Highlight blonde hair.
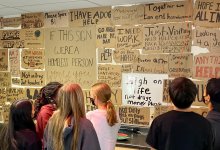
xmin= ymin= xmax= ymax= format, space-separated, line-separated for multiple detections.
xmin=91 ymin=83 xmax=118 ymax=126
xmin=47 ymin=83 xmax=85 ymax=150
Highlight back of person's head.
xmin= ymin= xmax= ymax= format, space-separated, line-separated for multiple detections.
xmin=48 ymin=83 xmax=85 ymax=150
xmin=169 ymin=77 xmax=198 ymax=109
xmin=8 ymin=99 xmax=35 ymax=150
xmin=206 ymin=78 xmax=220 ymax=111
xmin=34 ymin=82 xmax=63 ymax=118
xmin=91 ymin=82 xmax=118 ymax=126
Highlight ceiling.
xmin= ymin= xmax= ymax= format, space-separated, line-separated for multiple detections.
xmin=0 ymin=0 xmax=182 ymax=17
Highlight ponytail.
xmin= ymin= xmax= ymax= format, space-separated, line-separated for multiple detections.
xmin=106 ymin=100 xmax=118 ymax=126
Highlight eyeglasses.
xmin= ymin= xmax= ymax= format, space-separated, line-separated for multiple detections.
xmin=87 ymin=97 xmax=95 ymax=106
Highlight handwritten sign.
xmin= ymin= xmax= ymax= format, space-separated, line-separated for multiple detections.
xmin=20 ymin=28 xmax=44 ymax=48
xmin=69 ymin=6 xmax=111 ymax=27
xmin=162 ymin=79 xmax=171 ymax=103
xmin=96 ymin=25 xmax=115 ymax=48
xmin=133 ymin=54 xmax=169 ymax=74
xmin=143 ymin=22 xmax=192 ymax=53
xmin=44 ymin=10 xmax=69 ymax=28
xmin=9 ymin=49 xmax=20 ymax=77
xmin=193 ymin=53 xmax=220 ymax=79
xmin=21 ymin=71 xmax=45 ymax=86
xmin=45 ymin=27 xmax=96 ymax=88
xmin=122 ymin=64 xmax=133 ymax=73
xmin=119 ymin=106 xmax=154 ymax=127
xmin=0 ymin=30 xmax=24 ymax=48
xmin=21 ymin=49 xmax=44 ymax=69
xmin=0 ymin=88 xmax=7 ymax=106
xmin=193 ymin=27 xmax=220 ymax=52
xmin=112 ymin=5 xmax=144 ymax=25
xmin=84 ymin=90 xmax=96 ymax=112
xmin=7 ymin=88 xmax=25 ymax=103
xmin=122 ymin=73 xmax=168 ymax=107
xmin=168 ymin=53 xmax=193 ymax=78
xmin=98 ymin=64 xmax=122 ymax=88
xmin=113 ymin=49 xmax=139 ymax=63
xmin=0 ymin=72 xmax=11 ymax=87
xmin=194 ymin=0 xmax=220 ymax=28
xmin=116 ymin=26 xmax=143 ymax=50
xmin=154 ymin=105 xmax=173 ymax=118
xmin=2 ymin=104 xmax=10 ymax=122
xmin=0 ymin=49 xmax=8 ymax=71
xmin=98 ymin=48 xmax=112 ymax=63
xmin=3 ymin=17 xmax=21 ymax=27
xmin=12 ymin=77 xmax=21 ymax=86
xmin=25 ymin=88 xmax=41 ymax=100
xmin=21 ymin=12 xmax=44 ymax=29
xmin=143 ymin=0 xmax=192 ymax=24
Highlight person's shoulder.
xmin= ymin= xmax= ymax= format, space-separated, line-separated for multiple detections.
xmin=80 ymin=117 xmax=93 ymax=127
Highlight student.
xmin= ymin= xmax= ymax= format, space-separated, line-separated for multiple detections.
xmin=1 ymin=99 xmax=41 ymax=150
xmin=204 ymin=78 xmax=220 ymax=150
xmin=86 ymin=82 xmax=121 ymax=150
xmin=34 ymin=81 xmax=62 ymax=141
xmin=44 ymin=83 xmax=100 ymax=150
xmin=146 ymin=77 xmax=214 ymax=150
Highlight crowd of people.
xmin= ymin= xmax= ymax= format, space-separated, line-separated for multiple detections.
xmin=0 ymin=77 xmax=219 ymax=150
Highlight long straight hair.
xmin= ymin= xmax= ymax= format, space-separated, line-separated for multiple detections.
xmin=8 ymin=99 xmax=36 ymax=150
xmin=91 ymin=83 xmax=118 ymax=126
xmin=47 ymin=83 xmax=85 ymax=150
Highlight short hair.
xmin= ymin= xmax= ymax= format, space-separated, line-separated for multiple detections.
xmin=169 ymin=77 xmax=198 ymax=109
xmin=206 ymin=78 xmax=220 ymax=109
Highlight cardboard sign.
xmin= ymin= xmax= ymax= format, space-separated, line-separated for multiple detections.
xmin=162 ymin=79 xmax=171 ymax=103
xmin=7 ymin=88 xmax=25 ymax=103
xmin=193 ymin=27 xmax=220 ymax=52
xmin=3 ymin=17 xmax=21 ymax=28
xmin=98 ymin=48 xmax=112 ymax=63
xmin=25 ymin=87 xmax=41 ymax=100
xmin=0 ymin=17 xmax=2 ymax=29
xmin=168 ymin=53 xmax=193 ymax=78
xmin=119 ymin=106 xmax=154 ymax=127
xmin=96 ymin=25 xmax=115 ymax=48
xmin=9 ymin=49 xmax=20 ymax=77
xmin=122 ymin=64 xmax=133 ymax=73
xmin=98 ymin=64 xmax=122 ymax=88
xmin=20 ymin=28 xmax=44 ymax=48
xmin=143 ymin=22 xmax=192 ymax=53
xmin=12 ymin=77 xmax=21 ymax=86
xmin=194 ymin=0 xmax=220 ymax=28
xmin=113 ymin=49 xmax=140 ymax=63
xmin=20 ymin=71 xmax=45 ymax=86
xmin=193 ymin=53 xmax=220 ymax=79
xmin=2 ymin=104 xmax=10 ymax=122
xmin=0 ymin=72 xmax=11 ymax=87
xmin=0 ymin=49 xmax=8 ymax=71
xmin=116 ymin=26 xmax=143 ymax=50
xmin=69 ymin=6 xmax=111 ymax=27
xmin=21 ymin=12 xmax=44 ymax=29
xmin=112 ymin=5 xmax=144 ymax=25
xmin=122 ymin=73 xmax=168 ymax=107
xmin=0 ymin=30 xmax=24 ymax=48
xmin=143 ymin=0 xmax=192 ymax=24
xmin=154 ymin=105 xmax=173 ymax=118
xmin=133 ymin=54 xmax=169 ymax=74
xmin=44 ymin=10 xmax=69 ymax=28
xmin=21 ymin=49 xmax=44 ymax=69
xmin=0 ymin=88 xmax=7 ymax=106
xmin=45 ymin=27 xmax=96 ymax=88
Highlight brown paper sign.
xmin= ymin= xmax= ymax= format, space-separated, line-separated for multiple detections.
xmin=122 ymin=64 xmax=133 ymax=73
xmin=44 ymin=10 xmax=69 ymax=28
xmin=194 ymin=0 xmax=220 ymax=28
xmin=21 ymin=49 xmax=44 ymax=69
xmin=9 ymin=49 xmax=20 ymax=77
xmin=96 ymin=25 xmax=115 ymax=48
xmin=0 ymin=30 xmax=24 ymax=48
xmin=21 ymin=12 xmax=44 ymax=29
xmin=45 ymin=27 xmax=96 ymax=88
xmin=143 ymin=22 xmax=192 ymax=53
xmin=0 ymin=72 xmax=11 ymax=87
xmin=168 ymin=53 xmax=193 ymax=78
xmin=3 ymin=17 xmax=21 ymax=28
xmin=143 ymin=0 xmax=192 ymax=24
xmin=98 ymin=48 xmax=112 ymax=63
xmin=0 ymin=88 xmax=7 ymax=106
xmin=0 ymin=49 xmax=8 ymax=71
xmin=98 ymin=64 xmax=122 ymax=88
xmin=7 ymin=88 xmax=25 ymax=103
xmin=0 ymin=17 xmax=2 ymax=29
xmin=69 ymin=6 xmax=111 ymax=27
xmin=113 ymin=49 xmax=140 ymax=63
xmin=116 ymin=26 xmax=143 ymax=50
xmin=193 ymin=53 xmax=220 ymax=79
xmin=12 ymin=77 xmax=21 ymax=86
xmin=193 ymin=27 xmax=220 ymax=52
xmin=154 ymin=105 xmax=173 ymax=118
xmin=112 ymin=5 xmax=144 ymax=25
xmin=20 ymin=71 xmax=45 ymax=86
xmin=133 ymin=54 xmax=169 ymax=74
